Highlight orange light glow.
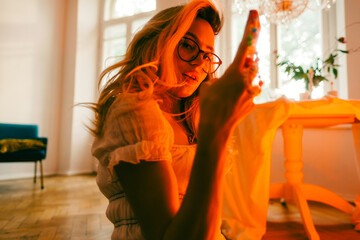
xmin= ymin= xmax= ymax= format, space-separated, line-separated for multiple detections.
xmin=276 ymin=0 xmax=293 ymax=12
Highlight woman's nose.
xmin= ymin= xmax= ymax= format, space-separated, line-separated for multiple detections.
xmin=190 ymin=52 xmax=206 ymax=66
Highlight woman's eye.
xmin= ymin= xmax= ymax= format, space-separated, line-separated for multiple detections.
xmin=181 ymin=40 xmax=196 ymax=50
xmin=182 ymin=42 xmax=192 ymax=49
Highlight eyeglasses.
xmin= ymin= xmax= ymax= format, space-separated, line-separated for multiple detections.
xmin=177 ymin=37 xmax=222 ymax=74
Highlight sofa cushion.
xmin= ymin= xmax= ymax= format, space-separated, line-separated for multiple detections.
xmin=0 ymin=139 xmax=46 ymax=154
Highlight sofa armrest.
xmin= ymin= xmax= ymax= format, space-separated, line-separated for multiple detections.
xmin=38 ymin=137 xmax=48 ymax=145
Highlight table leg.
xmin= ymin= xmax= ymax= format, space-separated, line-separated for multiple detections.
xmin=282 ymin=124 xmax=304 ymax=184
xmin=271 ymin=123 xmax=356 ymax=238
xmin=280 ymin=124 xmax=320 ymax=239
xmin=292 ymin=184 xmax=320 ymax=240
xmin=302 ymin=184 xmax=354 ymax=214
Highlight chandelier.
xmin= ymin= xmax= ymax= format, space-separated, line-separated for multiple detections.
xmin=307 ymin=0 xmax=337 ymax=10
xmin=259 ymin=0 xmax=309 ymax=24
xmin=234 ymin=0 xmax=337 ymax=24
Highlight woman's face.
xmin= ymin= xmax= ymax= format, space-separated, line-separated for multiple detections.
xmin=171 ymin=18 xmax=215 ymax=98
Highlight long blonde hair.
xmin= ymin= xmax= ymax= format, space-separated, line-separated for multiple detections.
xmin=90 ymin=0 xmax=223 ymax=138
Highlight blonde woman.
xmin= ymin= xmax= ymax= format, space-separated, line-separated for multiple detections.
xmin=91 ymin=0 xmax=261 ymax=239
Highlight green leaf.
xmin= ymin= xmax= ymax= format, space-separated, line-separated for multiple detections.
xmin=333 ymin=68 xmax=338 ymax=78
xmin=285 ymin=66 xmax=291 ymax=74
xmin=315 ymin=75 xmax=327 ymax=81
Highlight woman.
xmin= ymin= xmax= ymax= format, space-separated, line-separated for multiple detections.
xmin=91 ymin=0 xmax=261 ymax=239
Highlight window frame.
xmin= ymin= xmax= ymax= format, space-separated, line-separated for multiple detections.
xmin=96 ymin=0 xmax=343 ymax=101
xmin=97 ymin=0 xmax=157 ymax=79
xmin=218 ymin=0 xmax=341 ymax=101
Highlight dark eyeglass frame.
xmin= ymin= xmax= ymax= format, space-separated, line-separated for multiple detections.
xmin=177 ymin=37 xmax=222 ymax=74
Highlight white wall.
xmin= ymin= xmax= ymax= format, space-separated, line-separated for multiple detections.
xmin=0 ymin=0 xmax=99 ymax=179
xmin=57 ymin=0 xmax=99 ymax=175
xmin=0 ymin=0 xmax=66 ymax=179
xmin=344 ymin=0 xmax=360 ymax=100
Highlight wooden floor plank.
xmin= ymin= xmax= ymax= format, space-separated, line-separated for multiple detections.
xmin=0 ymin=174 xmax=359 ymax=239
xmin=265 ymin=200 xmax=360 ymax=239
xmin=0 ymin=174 xmax=112 ymax=239
xmin=87 ymin=214 xmax=101 ymax=235
xmin=38 ymin=226 xmax=57 ymax=240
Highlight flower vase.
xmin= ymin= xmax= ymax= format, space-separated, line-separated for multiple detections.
xmin=300 ymin=91 xmax=310 ymax=100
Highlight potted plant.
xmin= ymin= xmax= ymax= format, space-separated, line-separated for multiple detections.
xmin=277 ymin=37 xmax=348 ymax=98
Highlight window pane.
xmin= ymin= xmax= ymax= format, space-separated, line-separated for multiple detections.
xmin=105 ymin=0 xmax=156 ymax=20
xmin=131 ymin=17 xmax=150 ymax=35
xmin=102 ymin=24 xmax=127 ymax=69
xmin=231 ymin=9 xmax=271 ymax=103
xmin=277 ymin=9 xmax=322 ymax=100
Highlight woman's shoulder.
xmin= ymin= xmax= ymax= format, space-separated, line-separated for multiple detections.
xmin=106 ymin=88 xmax=162 ymax=119
xmin=92 ymin=89 xmax=175 ymax=167
xmin=111 ymin=88 xmax=157 ymax=111
xmin=103 ymin=89 xmax=173 ymax=139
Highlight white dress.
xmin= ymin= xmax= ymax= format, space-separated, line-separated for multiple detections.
xmin=92 ymin=90 xmax=226 ymax=239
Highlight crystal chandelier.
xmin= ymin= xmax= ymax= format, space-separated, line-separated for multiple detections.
xmin=259 ymin=0 xmax=309 ymax=24
xmin=307 ymin=0 xmax=337 ymax=11
xmin=234 ymin=0 xmax=337 ymax=24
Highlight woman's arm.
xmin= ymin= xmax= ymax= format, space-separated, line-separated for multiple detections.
xmin=114 ymin=161 xmax=180 ymax=239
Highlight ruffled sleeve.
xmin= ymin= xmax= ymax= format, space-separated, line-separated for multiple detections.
xmin=92 ymin=91 xmax=174 ymax=181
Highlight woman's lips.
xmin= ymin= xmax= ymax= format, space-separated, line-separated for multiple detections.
xmin=183 ymin=73 xmax=198 ymax=83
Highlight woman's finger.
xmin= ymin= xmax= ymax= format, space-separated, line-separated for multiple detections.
xmin=232 ymin=10 xmax=261 ymax=74
xmin=250 ymin=61 xmax=259 ymax=79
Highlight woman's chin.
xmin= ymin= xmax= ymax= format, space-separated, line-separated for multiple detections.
xmin=169 ymin=86 xmax=197 ymax=99
xmin=177 ymin=89 xmax=197 ymax=98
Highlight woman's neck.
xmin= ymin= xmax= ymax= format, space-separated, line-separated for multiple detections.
xmin=159 ymin=94 xmax=183 ymax=115
xmin=159 ymin=94 xmax=193 ymax=145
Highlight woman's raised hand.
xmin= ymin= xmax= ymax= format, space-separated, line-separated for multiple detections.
xmin=198 ymin=10 xmax=261 ymax=135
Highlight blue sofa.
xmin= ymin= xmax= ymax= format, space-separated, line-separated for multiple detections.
xmin=0 ymin=123 xmax=48 ymax=189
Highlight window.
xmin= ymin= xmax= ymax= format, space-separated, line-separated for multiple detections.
xmin=229 ymin=1 xmax=333 ymax=102
xmin=98 ymin=0 xmax=336 ymax=102
xmin=276 ymin=9 xmax=323 ymax=100
xmin=100 ymin=0 xmax=156 ymax=72
xmin=102 ymin=24 xmax=127 ymax=68
xmin=104 ymin=0 xmax=156 ymax=20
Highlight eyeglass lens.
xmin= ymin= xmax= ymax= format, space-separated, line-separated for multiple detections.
xmin=178 ymin=38 xmax=221 ymax=74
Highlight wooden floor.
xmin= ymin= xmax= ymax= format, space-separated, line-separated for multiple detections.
xmin=0 ymin=174 xmax=359 ymax=240
xmin=265 ymin=200 xmax=360 ymax=240
xmin=0 ymin=174 xmax=112 ymax=240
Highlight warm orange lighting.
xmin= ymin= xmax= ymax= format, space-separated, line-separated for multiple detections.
xmin=275 ymin=0 xmax=293 ymax=12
